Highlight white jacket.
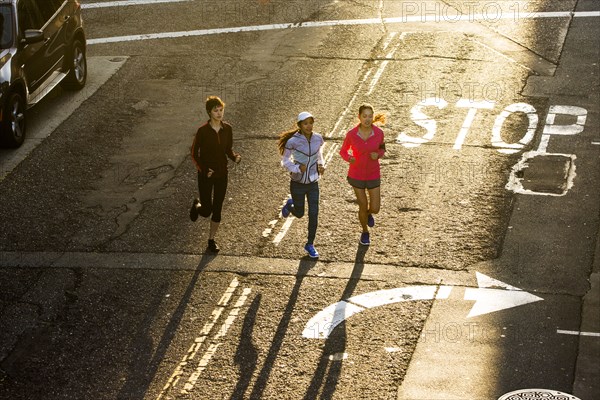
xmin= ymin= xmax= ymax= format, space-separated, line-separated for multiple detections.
xmin=281 ymin=132 xmax=324 ymax=184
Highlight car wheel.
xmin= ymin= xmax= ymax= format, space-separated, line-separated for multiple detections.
xmin=62 ymin=39 xmax=87 ymax=90
xmin=0 ymin=91 xmax=26 ymax=148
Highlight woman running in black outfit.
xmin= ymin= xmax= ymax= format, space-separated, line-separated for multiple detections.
xmin=190 ymin=96 xmax=241 ymax=252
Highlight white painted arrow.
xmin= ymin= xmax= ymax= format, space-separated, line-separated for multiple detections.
xmin=464 ymin=272 xmax=543 ymax=318
xmin=302 ymin=272 xmax=543 ymax=339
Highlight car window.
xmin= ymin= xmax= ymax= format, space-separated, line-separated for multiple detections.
xmin=37 ymin=0 xmax=65 ymax=22
xmin=0 ymin=6 xmax=13 ymax=49
xmin=18 ymin=0 xmax=45 ymax=31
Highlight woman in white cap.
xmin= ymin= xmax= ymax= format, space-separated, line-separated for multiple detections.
xmin=277 ymin=112 xmax=325 ymax=258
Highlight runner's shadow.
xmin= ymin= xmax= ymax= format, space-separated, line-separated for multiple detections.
xmin=117 ymin=253 xmax=217 ymax=399
xmin=230 ymin=293 xmax=261 ymax=400
xmin=246 ymin=258 xmax=316 ymax=399
xmin=303 ymin=245 xmax=367 ymax=400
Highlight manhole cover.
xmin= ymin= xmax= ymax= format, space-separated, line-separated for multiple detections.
xmin=498 ymin=389 xmax=581 ymax=400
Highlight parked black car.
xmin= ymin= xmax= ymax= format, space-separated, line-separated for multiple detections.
xmin=0 ymin=0 xmax=87 ymax=147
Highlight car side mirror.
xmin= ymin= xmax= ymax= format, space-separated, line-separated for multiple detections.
xmin=22 ymin=29 xmax=45 ymax=45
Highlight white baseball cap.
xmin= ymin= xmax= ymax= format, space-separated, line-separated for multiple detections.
xmin=297 ymin=111 xmax=314 ymax=122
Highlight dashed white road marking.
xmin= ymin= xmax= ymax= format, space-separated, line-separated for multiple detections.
xmin=182 ymin=287 xmax=251 ymax=394
xmin=381 ymin=31 xmax=398 ymax=50
xmin=323 ymin=143 xmax=339 ymax=166
xmin=157 ymin=278 xmax=251 ymax=399
xmin=557 ymin=329 xmax=600 ymax=337
xmin=328 ymin=352 xmax=349 ymax=361
xmin=367 ymin=32 xmax=407 ymax=95
xmin=326 ymin=67 xmax=374 ymax=140
xmin=272 ymin=215 xmax=296 ymax=245
xmin=385 ymin=347 xmax=402 ymax=353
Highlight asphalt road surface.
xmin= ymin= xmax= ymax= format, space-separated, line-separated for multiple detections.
xmin=1 ymin=1 xmax=598 ymax=399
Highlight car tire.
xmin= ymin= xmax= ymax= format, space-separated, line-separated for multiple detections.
xmin=61 ymin=39 xmax=87 ymax=90
xmin=0 ymin=91 xmax=26 ymax=148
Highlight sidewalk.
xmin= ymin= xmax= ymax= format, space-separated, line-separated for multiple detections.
xmin=573 ymin=232 xmax=599 ymax=399
xmin=522 ymin=2 xmax=600 ymax=397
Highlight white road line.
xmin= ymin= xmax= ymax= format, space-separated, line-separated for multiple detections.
xmin=367 ymin=61 xmax=383 ymax=96
xmin=326 ymin=67 xmax=374 ymax=139
xmin=385 ymin=347 xmax=402 ymax=353
xmin=557 ymin=329 xmax=600 ymax=337
xmin=82 ymin=0 xmax=190 ymax=9
xmin=182 ymin=287 xmax=252 ymax=394
xmin=87 ymin=12 xmax=600 ymax=45
xmin=367 ymin=32 xmax=407 ymax=95
xmin=327 ymin=31 xmax=402 ymax=140
xmin=381 ymin=32 xmax=398 ymax=51
xmin=323 ymin=143 xmax=339 ymax=166
xmin=156 ymin=277 xmax=240 ymax=400
xmin=273 ymin=216 xmax=296 ymax=246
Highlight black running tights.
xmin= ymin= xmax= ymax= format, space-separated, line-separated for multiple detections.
xmin=197 ymin=172 xmax=228 ymax=223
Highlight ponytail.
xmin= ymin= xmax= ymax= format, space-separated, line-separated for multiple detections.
xmin=278 ymin=127 xmax=299 ymax=155
xmin=373 ymin=113 xmax=386 ymax=125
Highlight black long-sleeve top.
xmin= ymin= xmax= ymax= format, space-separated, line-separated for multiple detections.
xmin=191 ymin=121 xmax=239 ymax=178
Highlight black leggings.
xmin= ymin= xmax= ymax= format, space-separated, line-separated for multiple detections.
xmin=197 ymin=172 xmax=228 ymax=223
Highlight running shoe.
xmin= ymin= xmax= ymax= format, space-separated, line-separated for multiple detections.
xmin=304 ymin=243 xmax=319 ymax=259
xmin=207 ymin=239 xmax=220 ymax=253
xmin=281 ymin=198 xmax=294 ymax=218
xmin=190 ymin=198 xmax=200 ymax=222
xmin=359 ymin=232 xmax=370 ymax=246
xmin=367 ymin=214 xmax=375 ymax=228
